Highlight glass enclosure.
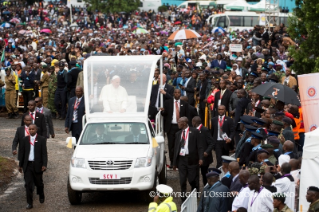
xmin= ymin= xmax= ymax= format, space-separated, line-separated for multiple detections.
xmin=80 ymin=123 xmax=149 ymax=145
xmin=83 ymin=56 xmax=161 ymax=116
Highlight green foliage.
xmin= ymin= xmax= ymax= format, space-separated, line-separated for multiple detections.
xmin=158 ymin=5 xmax=168 ymax=12
xmin=287 ymin=0 xmax=319 ymax=74
xmin=83 ymin=0 xmax=140 ymax=13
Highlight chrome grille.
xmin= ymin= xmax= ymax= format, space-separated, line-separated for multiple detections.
xmin=88 ymin=160 xmax=133 ymax=170
xmin=89 ymin=177 xmax=132 ymax=185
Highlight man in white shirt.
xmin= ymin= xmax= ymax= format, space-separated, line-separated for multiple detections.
xmin=99 ymin=75 xmax=128 ymax=113
xmin=273 ymin=162 xmax=295 ymax=211
xmin=247 ymin=175 xmax=274 ymax=212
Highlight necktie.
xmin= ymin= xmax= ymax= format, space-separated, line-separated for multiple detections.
xmin=219 ymin=116 xmax=223 ymax=137
xmin=181 ymin=130 xmax=186 ymax=146
xmin=30 ymin=112 xmax=34 ymax=123
xmin=73 ymin=99 xmax=79 ymax=122
xmin=175 ymin=100 xmax=180 ymax=122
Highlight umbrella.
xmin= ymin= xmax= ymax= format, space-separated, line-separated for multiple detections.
xmin=133 ymin=28 xmax=149 ymax=34
xmin=1 ymin=22 xmax=11 ymax=28
xmin=168 ymin=29 xmax=201 ymax=40
xmin=40 ymin=29 xmax=52 ymax=33
xmin=83 ymin=29 xmax=93 ymax=33
xmin=251 ymin=82 xmax=300 ymax=106
xmin=9 ymin=18 xmax=20 ymax=24
xmin=18 ymin=29 xmax=26 ymax=34
xmin=212 ymin=27 xmax=226 ymax=34
xmin=2 ymin=11 xmax=10 ymax=15
xmin=174 ymin=21 xmax=182 ymax=25
xmin=160 ymin=30 xmax=168 ymax=36
xmin=122 ymin=25 xmax=128 ymax=29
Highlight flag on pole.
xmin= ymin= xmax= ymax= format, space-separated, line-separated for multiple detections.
xmin=67 ymin=137 xmax=73 ymax=148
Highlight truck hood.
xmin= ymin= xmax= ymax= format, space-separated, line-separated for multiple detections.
xmin=74 ymin=144 xmax=150 ymax=159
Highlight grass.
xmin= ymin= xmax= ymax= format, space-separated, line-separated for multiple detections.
xmin=0 ymin=156 xmax=18 ymax=188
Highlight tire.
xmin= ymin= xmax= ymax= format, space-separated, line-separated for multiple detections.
xmin=159 ymin=157 xmax=167 ymax=184
xmin=141 ymin=172 xmax=159 ymax=203
xmin=67 ymin=178 xmax=82 ymax=205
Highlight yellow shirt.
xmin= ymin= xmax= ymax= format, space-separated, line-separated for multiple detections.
xmin=148 ymin=197 xmax=177 ymax=212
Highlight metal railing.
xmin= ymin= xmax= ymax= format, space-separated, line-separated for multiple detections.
xmin=181 ymin=188 xmax=198 ymax=212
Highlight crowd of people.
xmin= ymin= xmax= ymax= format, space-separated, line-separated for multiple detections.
xmin=1 ymin=0 xmax=319 ymax=211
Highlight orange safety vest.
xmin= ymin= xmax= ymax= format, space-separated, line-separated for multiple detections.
xmin=298 ymin=107 xmax=305 ymax=133
xmin=293 ymin=107 xmax=304 ymax=140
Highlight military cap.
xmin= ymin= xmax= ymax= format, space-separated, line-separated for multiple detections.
xmin=268 ymin=136 xmax=280 ymax=144
xmin=240 ymin=115 xmax=254 ymax=125
xmin=208 ymin=168 xmax=222 ymax=174
xmin=257 ymin=149 xmax=269 ymax=155
xmin=308 ymin=186 xmax=319 ymax=193
xmin=222 ymin=155 xmax=236 ymax=163
xmin=245 ymin=125 xmax=257 ymax=132
xmin=272 ymin=120 xmax=284 ymax=126
xmin=251 ymin=117 xmax=266 ymax=125
xmin=206 ymin=171 xmax=220 ymax=178
xmin=251 ymin=131 xmax=264 ymax=139
xmin=268 ymin=131 xmax=280 ymax=137
xmin=261 ymin=144 xmax=274 ymax=149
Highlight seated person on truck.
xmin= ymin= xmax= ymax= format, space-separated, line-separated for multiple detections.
xmin=90 ymin=124 xmax=109 ymax=143
xmin=125 ymin=125 xmax=147 ymax=143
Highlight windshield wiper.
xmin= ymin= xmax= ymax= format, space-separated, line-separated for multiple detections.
xmin=124 ymin=142 xmax=148 ymax=144
xmin=92 ymin=142 xmax=118 ymax=144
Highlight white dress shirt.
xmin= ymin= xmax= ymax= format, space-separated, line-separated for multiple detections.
xmin=28 ymin=134 xmax=36 ymax=161
xmin=172 ymin=99 xmax=180 ymax=124
xmin=247 ymin=188 xmax=274 ymax=212
xmin=232 ymin=187 xmax=250 ymax=211
xmin=180 ymin=127 xmax=189 ymax=155
xmin=217 ymin=115 xmax=225 ymax=140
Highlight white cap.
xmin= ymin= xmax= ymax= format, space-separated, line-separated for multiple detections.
xmin=236 ymin=57 xmax=243 ymax=62
xmin=156 ymin=184 xmax=173 ymax=195
xmin=278 ymin=155 xmax=290 ymax=167
xmin=199 ymin=54 xmax=206 ymax=60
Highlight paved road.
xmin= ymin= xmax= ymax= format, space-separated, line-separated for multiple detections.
xmin=0 ymin=117 xmax=213 ymax=211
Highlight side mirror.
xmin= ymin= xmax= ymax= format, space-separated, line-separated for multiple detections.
xmin=155 ymin=136 xmax=164 ymax=144
xmin=66 ymin=137 xmax=77 ymax=147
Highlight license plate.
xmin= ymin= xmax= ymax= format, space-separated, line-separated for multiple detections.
xmin=100 ymin=174 xmax=121 ymax=180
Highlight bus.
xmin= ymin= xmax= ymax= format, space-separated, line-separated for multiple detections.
xmin=177 ymin=0 xmax=234 ymax=11
xmin=206 ymin=11 xmax=291 ymax=31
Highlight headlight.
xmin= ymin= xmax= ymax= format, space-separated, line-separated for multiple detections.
xmin=135 ymin=157 xmax=152 ymax=168
xmin=71 ymin=157 xmax=86 ymax=168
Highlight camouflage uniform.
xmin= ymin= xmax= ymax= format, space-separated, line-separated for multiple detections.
xmin=48 ymin=73 xmax=57 ymax=114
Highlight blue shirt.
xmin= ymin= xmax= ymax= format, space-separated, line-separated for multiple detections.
xmin=252 ymin=144 xmax=261 ymax=151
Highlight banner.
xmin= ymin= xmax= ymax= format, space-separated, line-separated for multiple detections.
xmin=298 ymin=73 xmax=319 ymax=132
xmin=229 ymin=44 xmax=242 ymax=52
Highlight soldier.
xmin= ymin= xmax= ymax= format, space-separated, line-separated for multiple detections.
xmin=48 ymin=66 xmax=57 ymax=119
xmin=5 ymin=68 xmax=19 ymax=119
xmin=40 ymin=62 xmax=49 ymax=107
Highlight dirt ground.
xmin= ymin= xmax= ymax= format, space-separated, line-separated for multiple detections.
xmin=0 ymin=117 xmax=217 ymax=212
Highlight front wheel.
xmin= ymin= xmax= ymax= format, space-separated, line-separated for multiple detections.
xmin=67 ymin=178 xmax=82 ymax=205
xmin=159 ymin=157 xmax=167 ymax=184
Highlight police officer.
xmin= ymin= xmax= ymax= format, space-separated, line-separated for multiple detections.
xmin=220 ymin=155 xmax=237 ymax=189
xmin=54 ymin=61 xmax=67 ymax=120
xmin=40 ymin=62 xmax=49 ymax=107
xmin=48 ymin=66 xmax=57 ymax=119
xmin=5 ymin=67 xmax=19 ymax=119
xmin=148 ymin=185 xmax=177 ymax=212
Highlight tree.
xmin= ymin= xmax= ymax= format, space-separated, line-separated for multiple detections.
xmin=84 ymin=0 xmax=140 ymax=14
xmin=287 ymin=0 xmax=319 ymax=74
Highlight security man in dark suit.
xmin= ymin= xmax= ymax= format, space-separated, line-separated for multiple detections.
xmin=192 ymin=116 xmax=214 ymax=186
xmin=54 ymin=61 xmax=68 ymax=119
xmin=195 ymin=73 xmax=209 ymax=123
xmin=150 ymin=74 xmax=174 ymax=109
xmin=180 ymin=70 xmax=196 ymax=106
xmin=18 ymin=124 xmax=47 ymax=209
xmin=161 ymin=89 xmax=188 ymax=168
xmin=89 ymin=124 xmax=109 ymax=143
xmin=21 ymin=100 xmax=47 ymax=137
xmin=212 ymin=80 xmax=232 ymax=117
xmin=211 ymin=105 xmax=235 ymax=168
xmin=65 ymin=86 xmax=85 ymax=142
xmin=124 ymin=124 xmax=147 ymax=143
xmin=13 ymin=115 xmax=32 ymax=160
xmin=173 ymin=117 xmax=204 ymax=202
xmin=180 ymin=96 xmax=198 ymax=127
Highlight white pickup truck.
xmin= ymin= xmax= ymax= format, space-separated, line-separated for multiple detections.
xmin=66 ymin=55 xmax=167 ymax=204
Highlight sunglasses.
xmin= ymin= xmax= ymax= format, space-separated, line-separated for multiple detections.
xmin=35 ymin=101 xmax=39 ymax=103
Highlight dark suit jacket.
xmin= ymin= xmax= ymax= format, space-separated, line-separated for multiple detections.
xmin=161 ymin=99 xmax=188 ymax=133
xmin=210 ymin=59 xmax=227 ymax=70
xmin=230 ymin=176 xmax=243 ymax=192
xmin=239 ymin=142 xmax=254 ymax=166
xmin=187 ymin=103 xmax=198 ymax=127
xmin=234 ymin=97 xmax=250 ymax=128
xmin=183 ymin=78 xmax=196 ymax=106
xmin=211 ymin=116 xmax=235 ymax=150
xmin=38 ymin=107 xmax=54 ymax=138
xmin=197 ymin=125 xmax=214 ymax=166
xmin=196 ymin=79 xmax=208 ymax=102
xmin=124 ymin=134 xmax=147 ymax=143
xmin=21 ymin=112 xmax=47 ymax=137
xmin=173 ymin=127 xmax=204 ymax=167
xmin=65 ymin=97 xmax=85 ymax=132
xmin=19 ymin=134 xmax=48 ymax=173
xmin=212 ymin=89 xmax=232 ymax=117
xmin=90 ymin=134 xmax=109 ymax=143
xmin=150 ymin=84 xmax=174 ymax=108
xmin=12 ymin=126 xmax=26 ymax=161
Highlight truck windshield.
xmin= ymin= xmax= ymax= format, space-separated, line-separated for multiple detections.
xmin=80 ymin=123 xmax=149 ymax=145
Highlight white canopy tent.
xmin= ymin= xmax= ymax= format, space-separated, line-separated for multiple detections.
xmin=224 ymin=0 xmax=251 ymax=11
xmin=299 ymin=128 xmax=319 ymax=212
